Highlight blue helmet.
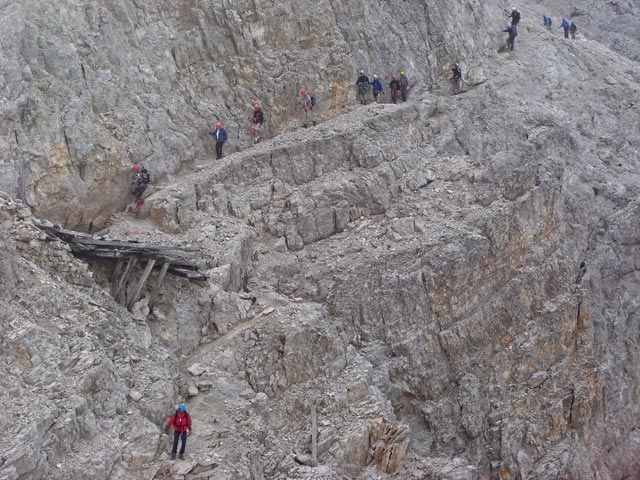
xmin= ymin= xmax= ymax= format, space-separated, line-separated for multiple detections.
xmin=178 ymin=403 xmax=186 ymax=410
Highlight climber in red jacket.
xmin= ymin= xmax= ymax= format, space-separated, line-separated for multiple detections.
xmin=164 ymin=403 xmax=192 ymax=460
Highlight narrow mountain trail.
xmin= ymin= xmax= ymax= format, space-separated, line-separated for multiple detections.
xmin=113 ymin=13 xmax=640 ymax=479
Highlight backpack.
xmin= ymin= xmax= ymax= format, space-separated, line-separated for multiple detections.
xmin=139 ymin=170 xmax=151 ymax=184
xmin=310 ymin=95 xmax=316 ymax=109
xmin=513 ymin=11 xmax=521 ymax=23
xmin=570 ymin=22 xmax=577 ymax=31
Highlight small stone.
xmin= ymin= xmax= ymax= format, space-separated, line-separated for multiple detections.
xmin=187 ymin=363 xmax=207 ymax=376
xmin=187 ymin=383 xmax=199 ymax=397
xmin=261 ymin=307 xmax=275 ymax=316
xmin=253 ymin=392 xmax=268 ymax=403
xmin=128 ymin=389 xmax=143 ymax=402
xmin=274 ymin=237 xmax=287 ymax=253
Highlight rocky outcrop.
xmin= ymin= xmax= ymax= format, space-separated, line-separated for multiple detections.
xmin=2 ymin=1 xmax=640 ymax=479
xmin=0 ymin=0 xmax=500 ymax=230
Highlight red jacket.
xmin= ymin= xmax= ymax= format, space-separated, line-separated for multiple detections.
xmin=166 ymin=411 xmax=191 ymax=433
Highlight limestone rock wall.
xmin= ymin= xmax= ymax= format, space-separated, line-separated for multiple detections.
xmin=0 ymin=0 xmax=497 ymax=230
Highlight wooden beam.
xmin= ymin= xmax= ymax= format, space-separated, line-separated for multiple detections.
xmin=127 ymin=259 xmax=156 ymax=310
xmin=114 ymin=257 xmax=137 ymax=302
xmin=148 ymin=262 xmax=170 ymax=313
xmin=110 ymin=260 xmax=124 ymax=296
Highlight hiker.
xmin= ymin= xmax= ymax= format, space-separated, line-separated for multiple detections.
xmin=543 ymin=16 xmax=552 ymax=27
xmin=356 ymin=70 xmax=370 ymax=104
xmin=560 ymin=18 xmax=571 ymax=38
xmin=505 ymin=7 xmax=521 ymax=27
xmin=130 ymin=163 xmax=150 ymax=209
xmin=389 ymin=74 xmax=401 ymax=104
xmin=164 ymin=403 xmax=192 ymax=460
xmin=569 ymin=21 xmax=577 ymax=39
xmin=503 ymin=24 xmax=518 ymax=51
xmin=451 ymin=63 xmax=463 ymax=94
xmin=370 ymin=75 xmax=384 ymax=103
xmin=300 ymin=89 xmax=314 ymax=128
xmin=251 ymin=103 xmax=264 ymax=144
xmin=399 ymin=71 xmax=410 ymax=102
xmin=209 ymin=121 xmax=227 ymax=160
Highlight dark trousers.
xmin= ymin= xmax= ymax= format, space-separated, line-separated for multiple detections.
xmin=172 ymin=431 xmax=188 ymax=455
xmin=401 ymin=89 xmax=408 ymax=102
xmin=564 ymin=27 xmax=569 ymax=38
xmin=215 ymin=141 xmax=224 ymax=159
xmin=507 ymin=34 xmax=515 ymax=50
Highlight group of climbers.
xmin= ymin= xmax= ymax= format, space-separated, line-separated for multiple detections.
xmin=356 ymin=70 xmax=410 ymax=105
xmin=502 ymin=7 xmax=521 ymax=51
xmin=502 ymin=7 xmax=580 ymax=52
xmin=558 ymin=17 xmax=578 ymax=39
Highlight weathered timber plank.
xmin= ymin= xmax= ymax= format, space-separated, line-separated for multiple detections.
xmin=127 ymin=259 xmax=156 ymax=310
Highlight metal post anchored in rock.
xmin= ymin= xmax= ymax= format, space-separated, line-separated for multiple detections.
xmin=311 ymin=400 xmax=318 ymax=467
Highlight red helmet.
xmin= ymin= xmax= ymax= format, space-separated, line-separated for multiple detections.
xmin=215 ymin=121 xmax=222 ymax=127
xmin=299 ymin=89 xmax=306 ymax=95
xmin=391 ymin=74 xmax=397 ymax=80
xmin=131 ymin=164 xmax=140 ymax=172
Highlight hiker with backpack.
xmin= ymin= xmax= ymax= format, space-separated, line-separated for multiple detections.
xmin=560 ymin=18 xmax=571 ymax=38
xmin=164 ymin=403 xmax=192 ymax=460
xmin=451 ymin=64 xmax=463 ymax=94
xmin=370 ymin=75 xmax=384 ymax=103
xmin=503 ymin=24 xmax=518 ymax=51
xmin=208 ymin=121 xmax=228 ymax=160
xmin=389 ymin=74 xmax=401 ymax=104
xmin=130 ymin=163 xmax=151 ymax=209
xmin=356 ymin=70 xmax=370 ymax=105
xmin=399 ymin=71 xmax=410 ymax=102
xmin=505 ymin=7 xmax=521 ymax=27
xmin=569 ymin=21 xmax=577 ymax=39
xmin=251 ymin=103 xmax=264 ymax=144
xmin=543 ymin=15 xmax=552 ymax=27
xmin=300 ymin=89 xmax=315 ymax=128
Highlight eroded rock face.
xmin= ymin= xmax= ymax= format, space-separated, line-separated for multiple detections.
xmin=0 ymin=0 xmax=498 ymax=230
xmin=2 ymin=1 xmax=640 ymax=480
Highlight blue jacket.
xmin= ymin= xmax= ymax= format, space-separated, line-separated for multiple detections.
xmin=560 ymin=18 xmax=570 ymax=29
xmin=370 ymin=79 xmax=383 ymax=92
xmin=209 ymin=127 xmax=227 ymax=143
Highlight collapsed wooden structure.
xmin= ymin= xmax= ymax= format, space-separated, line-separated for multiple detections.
xmin=36 ymin=222 xmax=208 ymax=311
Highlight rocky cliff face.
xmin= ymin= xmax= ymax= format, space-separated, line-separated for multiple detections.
xmin=2 ymin=1 xmax=640 ymax=480
xmin=0 ymin=0 xmax=497 ymax=230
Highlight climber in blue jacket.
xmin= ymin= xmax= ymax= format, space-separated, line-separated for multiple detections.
xmin=560 ymin=18 xmax=571 ymax=38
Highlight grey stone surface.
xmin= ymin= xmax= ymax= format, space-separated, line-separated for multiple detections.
xmin=1 ymin=1 xmax=640 ymax=480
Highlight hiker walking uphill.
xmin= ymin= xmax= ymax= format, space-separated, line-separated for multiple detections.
xmin=451 ymin=63 xmax=463 ymax=94
xmin=251 ymin=103 xmax=264 ymax=144
xmin=356 ymin=70 xmax=370 ymax=105
xmin=370 ymin=75 xmax=384 ymax=103
xmin=130 ymin=163 xmax=150 ymax=209
xmin=164 ymin=403 xmax=192 ymax=460
xmin=505 ymin=7 xmax=521 ymax=27
xmin=209 ymin=121 xmax=227 ymax=160
xmin=560 ymin=18 xmax=571 ymax=38
xmin=389 ymin=74 xmax=401 ymax=104
xmin=543 ymin=15 xmax=552 ymax=27
xmin=569 ymin=21 xmax=578 ymax=39
xmin=399 ymin=71 xmax=410 ymax=102
xmin=300 ymin=89 xmax=315 ymax=128
xmin=503 ymin=24 xmax=518 ymax=51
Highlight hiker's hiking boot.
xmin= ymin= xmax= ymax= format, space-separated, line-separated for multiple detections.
xmin=178 ymin=454 xmax=185 ymax=460
xmin=170 ymin=454 xmax=176 ymax=460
